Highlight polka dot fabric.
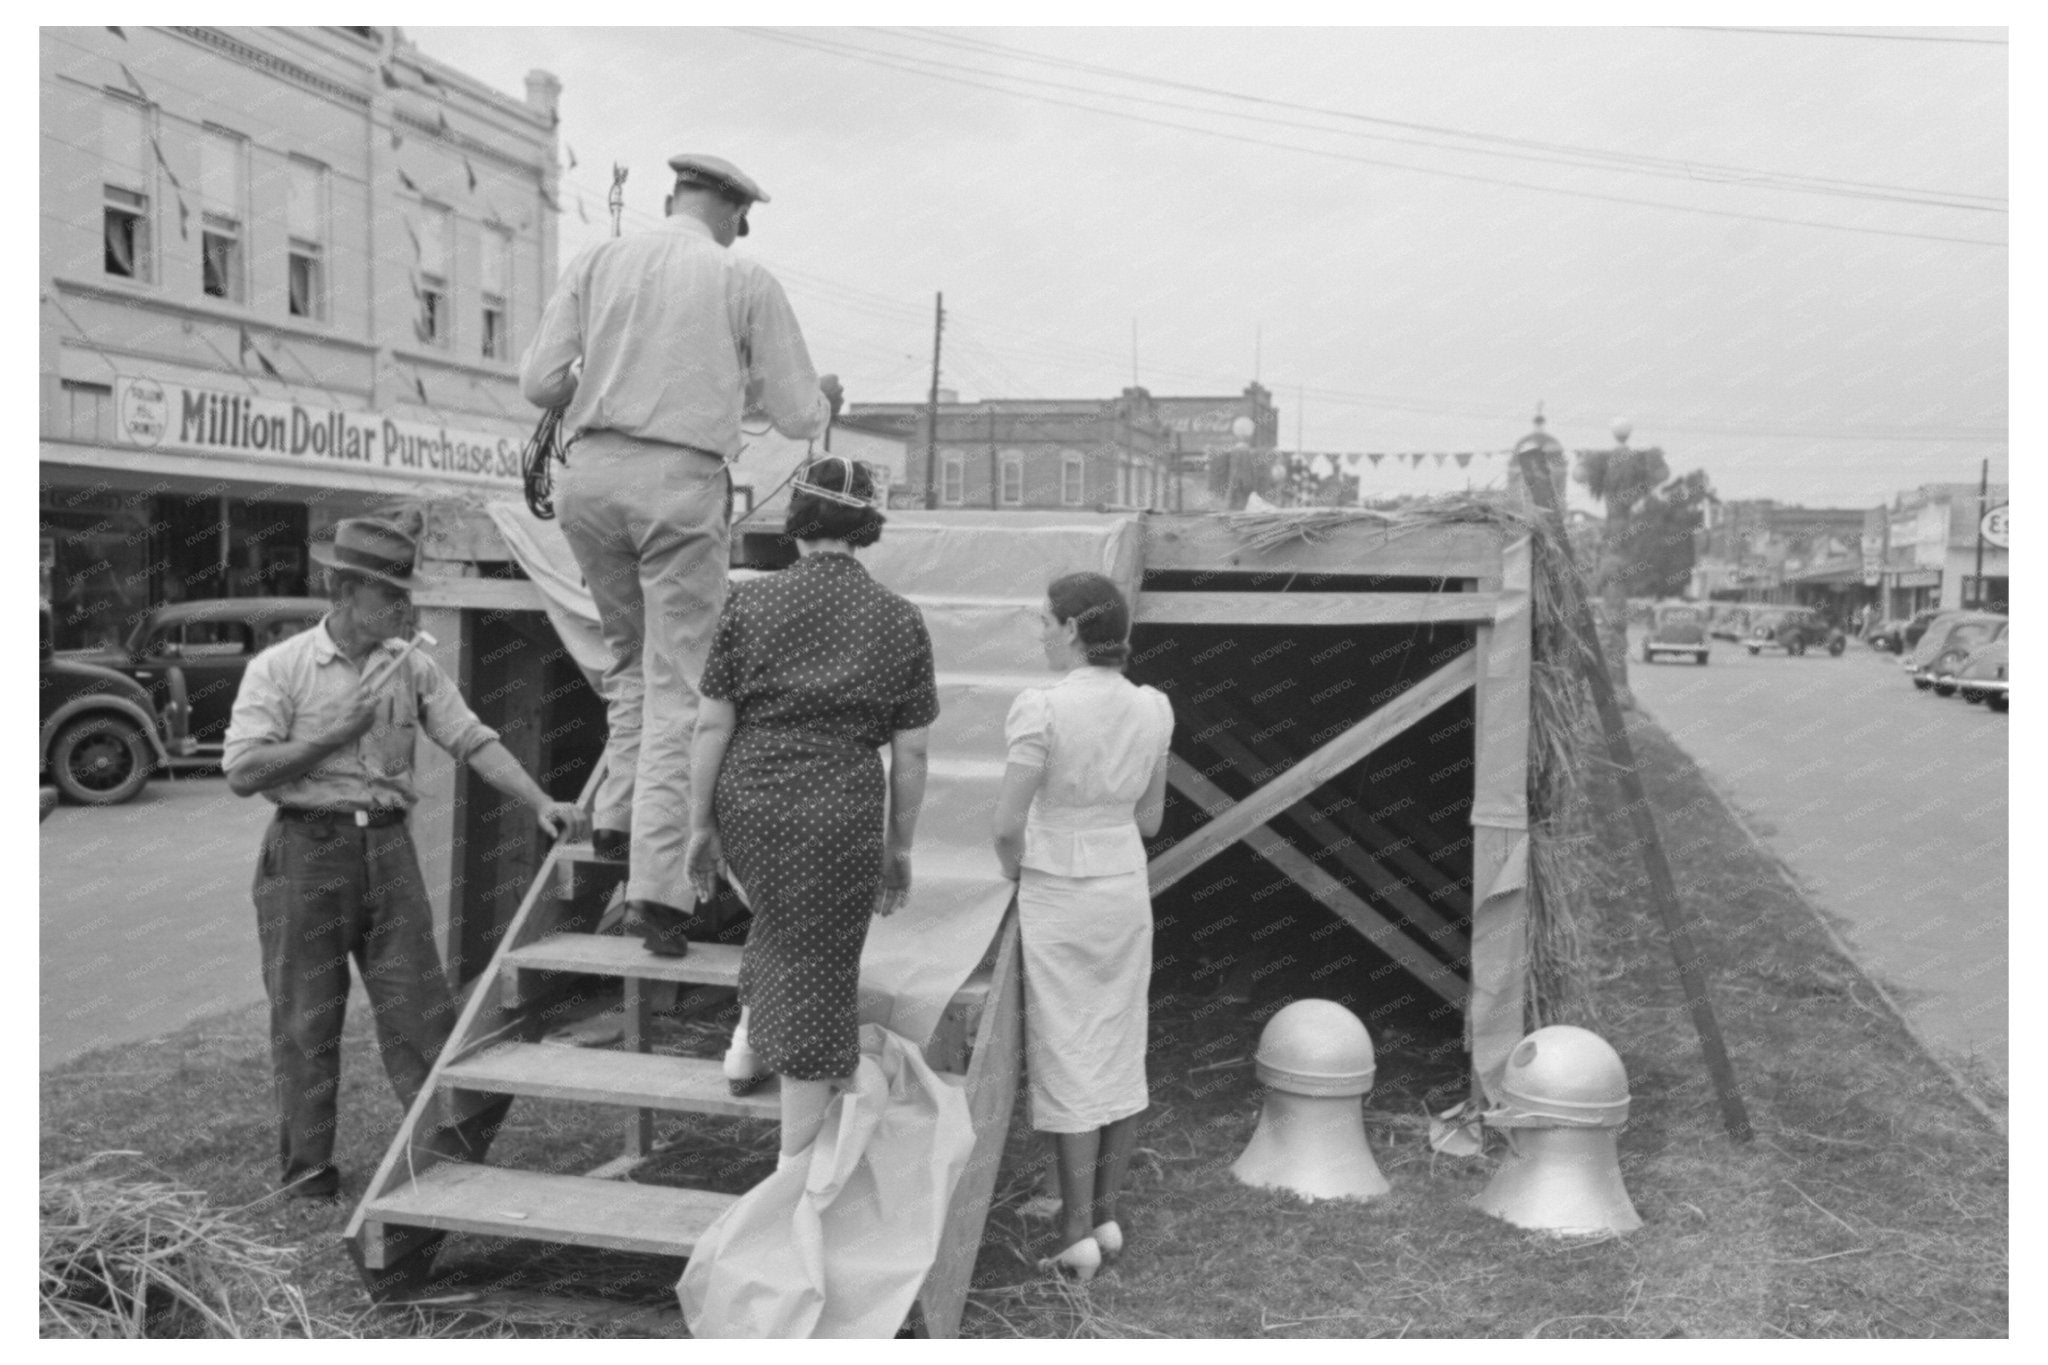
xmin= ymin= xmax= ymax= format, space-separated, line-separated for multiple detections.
xmin=699 ymin=552 xmax=939 ymax=1080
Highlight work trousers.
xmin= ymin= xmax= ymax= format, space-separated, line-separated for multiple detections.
xmin=253 ymin=814 xmax=462 ymax=1189
xmin=557 ymin=431 xmax=731 ymax=910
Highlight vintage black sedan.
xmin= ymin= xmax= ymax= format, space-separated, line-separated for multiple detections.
xmin=1744 ymin=607 xmax=1845 ymax=657
xmin=41 ymin=606 xmax=181 ymax=805
xmin=57 ymin=597 xmax=326 ymax=759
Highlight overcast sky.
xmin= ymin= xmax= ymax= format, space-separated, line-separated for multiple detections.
xmin=411 ymin=24 xmax=2008 ymax=510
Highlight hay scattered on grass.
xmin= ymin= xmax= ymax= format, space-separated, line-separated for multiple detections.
xmin=39 ymin=1153 xmax=346 ymax=1339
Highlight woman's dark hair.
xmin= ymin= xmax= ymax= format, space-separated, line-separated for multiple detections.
xmin=783 ymin=456 xmax=886 ymax=549
xmin=1047 ymin=572 xmax=1131 ymax=667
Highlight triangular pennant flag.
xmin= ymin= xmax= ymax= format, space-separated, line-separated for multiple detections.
xmin=390 ymin=126 xmax=403 ymax=151
xmin=397 ymin=167 xmax=419 ymax=194
xmin=402 ymin=216 xmax=421 ymax=257
xmin=539 ymin=185 xmax=560 ymax=211
xmin=238 ymin=325 xmax=253 ymax=362
xmin=1368 ymin=452 xmax=1384 ymax=467
xmin=577 ymin=196 xmax=589 ymax=224
xmin=436 ymin=108 xmax=451 ymax=136
xmin=420 ymin=68 xmax=446 ymax=95
xmin=257 ymin=349 xmax=283 ymax=382
xmin=1455 ymin=452 xmax=1473 ymax=468
xmin=463 ymin=156 xmax=477 ymax=193
xmin=106 ymin=25 xmax=125 ymax=39
xmin=565 ymin=144 xmax=578 ymax=170
xmin=175 ymin=194 xmax=190 ymax=240
xmin=118 ymin=62 xmax=149 ymax=102
xmin=1433 ymin=452 xmax=1448 ymax=467
xmin=413 ymin=373 xmax=429 ymax=405
xmin=380 ymin=64 xmax=401 ymax=90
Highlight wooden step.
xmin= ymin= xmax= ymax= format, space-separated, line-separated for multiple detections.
xmin=442 ymin=1042 xmax=781 ymax=1119
xmin=507 ymin=934 xmax=744 ymax=989
xmin=359 ymin=1162 xmax=735 ymax=1260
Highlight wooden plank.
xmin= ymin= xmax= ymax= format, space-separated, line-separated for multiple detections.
xmin=1188 ymin=704 xmax=1468 ymax=946
xmin=362 ymin=1163 xmax=735 ymax=1259
xmin=1148 ymin=651 xmax=1478 ymax=897
xmin=1468 ymin=534 xmax=1533 ymax=1100
xmin=1168 ymin=760 xmax=1466 ymax=1007
xmin=915 ymin=906 xmax=1022 ymax=1340
xmin=508 ymin=934 xmax=746 ymax=989
xmin=1135 ymin=591 xmax=1504 ymax=627
xmin=1141 ymin=513 xmax=1502 ymax=581
xmin=411 ymin=577 xmax=546 ymax=613
xmin=442 ymin=1043 xmax=782 ymax=1121
xmin=1179 ymin=732 xmax=1466 ymax=957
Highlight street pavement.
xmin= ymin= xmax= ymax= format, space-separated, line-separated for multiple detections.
xmin=40 ymin=771 xmax=276 ymax=1067
xmin=1629 ymin=631 xmax=2007 ymax=1100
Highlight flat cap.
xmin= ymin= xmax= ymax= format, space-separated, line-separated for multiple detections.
xmin=666 ymin=153 xmax=769 ymax=204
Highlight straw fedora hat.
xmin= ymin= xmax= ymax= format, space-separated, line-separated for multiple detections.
xmin=308 ymin=518 xmax=433 ymax=592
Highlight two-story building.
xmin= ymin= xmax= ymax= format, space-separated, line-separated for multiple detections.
xmin=39 ymin=25 xmax=560 ymax=646
xmin=845 ymin=382 xmax=1280 ymax=513
xmin=1866 ymin=481 xmax=2009 ymax=617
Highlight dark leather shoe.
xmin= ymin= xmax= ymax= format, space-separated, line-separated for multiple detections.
xmin=631 ymin=899 xmax=694 ymax=957
xmin=592 ymin=829 xmax=631 ymax=864
xmin=283 ymin=1165 xmax=340 ymax=1200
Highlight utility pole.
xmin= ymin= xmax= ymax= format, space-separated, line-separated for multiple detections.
xmin=1971 ymin=456 xmax=1988 ymax=608
xmin=923 ymin=292 xmax=944 ymax=509
xmin=987 ymin=404 xmax=999 ymax=510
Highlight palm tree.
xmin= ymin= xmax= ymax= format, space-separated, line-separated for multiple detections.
xmin=1574 ymin=421 xmax=1668 ymax=708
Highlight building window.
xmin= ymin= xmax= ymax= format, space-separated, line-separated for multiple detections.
xmin=286 ymin=158 xmax=327 ymax=320
xmin=62 ymin=381 xmax=114 ymax=443
xmin=941 ymin=454 xmax=964 ymax=506
xmin=1000 ymin=454 xmax=1024 ymax=506
xmin=480 ymin=228 xmax=510 ymax=359
xmin=416 ymin=203 xmax=452 ymax=347
xmin=101 ymin=97 xmax=152 ymax=282
xmin=1061 ymin=453 xmax=1084 ymax=506
xmin=198 ymin=129 xmax=246 ymax=302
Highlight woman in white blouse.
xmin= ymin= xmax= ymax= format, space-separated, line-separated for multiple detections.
xmin=993 ymin=572 xmax=1174 ymax=1283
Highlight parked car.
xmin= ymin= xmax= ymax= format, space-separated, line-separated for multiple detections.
xmin=1708 ymin=604 xmax=1753 ymax=641
xmin=1868 ymin=609 xmax=1942 ymax=655
xmin=40 ymin=605 xmax=184 ymax=805
xmin=1909 ymin=612 xmax=2007 ymax=692
xmin=57 ymin=597 xmax=325 ymax=759
xmin=1954 ymin=639 xmax=2009 ymax=710
xmin=1745 ymin=607 xmax=1845 ymax=657
xmin=1641 ymin=601 xmax=1710 ymax=665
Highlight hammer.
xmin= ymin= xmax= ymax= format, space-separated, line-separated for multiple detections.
xmin=360 ymin=628 xmax=438 ymax=694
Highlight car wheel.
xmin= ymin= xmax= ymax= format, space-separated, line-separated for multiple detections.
xmin=1912 ymin=677 xmax=1931 ymax=691
xmin=1933 ymin=682 xmax=1957 ymax=698
xmin=1988 ymin=694 xmax=2008 ymax=713
xmin=1788 ymin=639 xmax=1806 ymax=656
xmin=1960 ymin=689 xmax=1985 ymax=704
xmin=1746 ymin=645 xmax=1760 ymax=656
xmin=50 ymin=715 xmax=153 ymax=806
xmin=1696 ymin=652 xmax=1708 ymax=665
xmin=1828 ymin=638 xmax=1845 ymax=657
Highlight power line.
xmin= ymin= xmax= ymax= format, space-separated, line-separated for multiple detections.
xmin=730 ymin=28 xmax=2004 ymax=249
xmin=1675 ymin=26 xmax=2007 ymax=45
xmin=881 ymin=26 xmax=2005 ymax=208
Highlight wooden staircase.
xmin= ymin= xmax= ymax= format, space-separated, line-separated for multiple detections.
xmin=345 ymin=513 xmax=1141 ymax=1336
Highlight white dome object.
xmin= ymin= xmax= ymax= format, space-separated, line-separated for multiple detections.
xmin=1254 ymin=999 xmax=1376 ymax=1098
xmin=1472 ymin=1127 xmax=1643 ymax=1236
xmin=1490 ymin=1025 xmax=1630 ymax=1129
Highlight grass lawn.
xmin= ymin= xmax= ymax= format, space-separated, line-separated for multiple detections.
xmin=39 ymin=717 xmax=2006 ymax=1337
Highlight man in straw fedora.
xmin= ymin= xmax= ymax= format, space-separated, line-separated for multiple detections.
xmin=520 ymin=151 xmax=842 ymax=957
xmin=223 ymin=518 xmax=589 ymax=1200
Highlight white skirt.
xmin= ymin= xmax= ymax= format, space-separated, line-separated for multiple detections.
xmin=1016 ymin=865 xmax=1152 ymax=1133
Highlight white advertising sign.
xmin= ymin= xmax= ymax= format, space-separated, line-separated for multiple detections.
xmin=1980 ymin=503 xmax=2008 ymax=548
xmin=114 ymin=375 xmax=522 ymax=486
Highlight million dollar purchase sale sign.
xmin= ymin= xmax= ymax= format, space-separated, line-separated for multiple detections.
xmin=114 ymin=375 xmax=522 ymax=487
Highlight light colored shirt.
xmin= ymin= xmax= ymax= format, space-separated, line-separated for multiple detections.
xmin=1004 ymin=666 xmax=1174 ymax=877
xmin=519 ymin=214 xmax=830 ymax=457
xmin=222 ymin=617 xmax=500 ymax=811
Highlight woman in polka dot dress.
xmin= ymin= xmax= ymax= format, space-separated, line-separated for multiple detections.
xmin=685 ymin=457 xmax=938 ymax=1163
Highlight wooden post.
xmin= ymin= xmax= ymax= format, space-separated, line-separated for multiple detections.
xmin=1513 ymin=426 xmax=1753 ymax=1144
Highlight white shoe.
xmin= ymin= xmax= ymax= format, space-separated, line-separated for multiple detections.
xmin=725 ymin=1023 xmax=768 ymax=1097
xmin=1037 ymin=1235 xmax=1102 ymax=1284
xmin=1093 ymin=1220 xmax=1123 ymax=1262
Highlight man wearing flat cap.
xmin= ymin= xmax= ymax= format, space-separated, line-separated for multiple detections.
xmin=223 ymin=518 xmax=589 ymax=1199
xmin=521 ymin=153 xmax=841 ymax=955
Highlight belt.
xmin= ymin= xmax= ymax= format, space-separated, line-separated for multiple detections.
xmin=276 ymin=806 xmax=408 ymax=829
xmin=572 ymin=429 xmax=731 ymax=466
